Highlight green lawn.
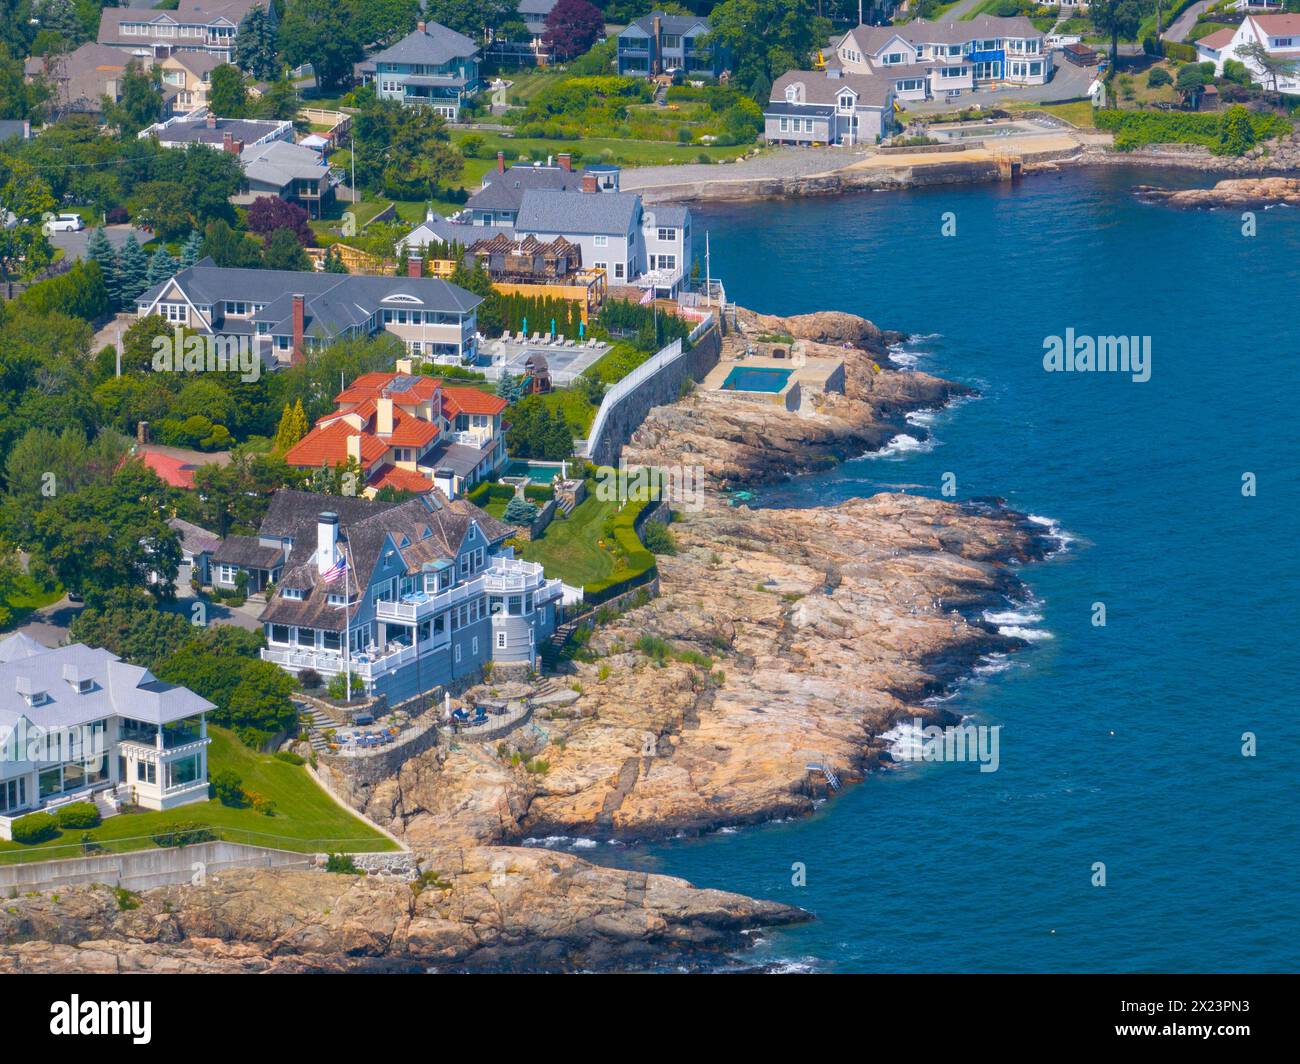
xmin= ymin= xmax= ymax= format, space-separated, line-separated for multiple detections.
xmin=450 ymin=129 xmax=758 ymax=168
xmin=541 ymin=387 xmax=598 ymax=436
xmin=1005 ymin=99 xmax=1098 ymax=129
xmin=0 ymin=727 xmax=396 ymax=864
xmin=1 ymin=576 xmax=63 ymax=631
xmin=521 ymin=494 xmax=621 ymax=588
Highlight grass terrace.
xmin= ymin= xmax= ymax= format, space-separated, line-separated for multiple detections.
xmin=0 ymin=727 xmax=396 ymax=863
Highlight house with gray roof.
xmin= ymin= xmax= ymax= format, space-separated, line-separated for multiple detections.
xmin=518 ymin=0 xmax=558 ymax=44
xmin=98 ymin=0 xmax=274 ymax=61
xmin=140 ymin=110 xmax=292 ymax=149
xmin=617 ymin=10 xmax=728 ymax=79
xmin=135 ymin=259 xmax=484 ymax=368
xmin=766 ymin=69 xmax=895 ymax=146
xmin=0 ymin=635 xmax=214 ymax=837
xmin=24 ymin=43 xmax=179 ymax=121
xmin=464 ymin=152 xmax=594 ymax=227
xmin=356 ymin=20 xmax=481 ymax=121
xmin=251 ymin=491 xmax=567 ymax=700
xmin=833 ymin=15 xmax=1052 ymax=101
xmin=236 ymin=139 xmax=336 ymax=218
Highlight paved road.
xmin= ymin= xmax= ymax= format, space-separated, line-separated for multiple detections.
xmin=1166 ymin=1 xmax=1213 ymax=43
xmin=49 ymin=223 xmax=151 ymax=261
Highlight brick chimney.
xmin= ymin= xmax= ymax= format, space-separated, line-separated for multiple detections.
xmin=291 ymin=294 xmax=305 ymax=364
xmin=222 ymin=131 xmax=234 ymax=153
xmin=496 ymin=150 xmax=506 ymax=175
xmin=376 ymin=396 xmax=394 ymax=436
xmin=407 ymin=254 xmax=423 ymax=278
xmin=558 ymin=152 xmax=572 ymax=172
xmin=581 ymin=172 xmax=598 ymax=194
xmin=205 ymin=113 xmax=217 ymax=129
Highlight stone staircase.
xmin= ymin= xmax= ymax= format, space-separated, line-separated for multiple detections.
xmin=300 ymin=704 xmax=338 ymax=752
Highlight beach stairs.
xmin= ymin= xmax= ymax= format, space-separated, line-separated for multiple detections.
xmin=540 ymin=615 xmax=587 ymax=669
xmin=806 ymin=762 xmax=841 ymax=792
xmin=301 ymin=705 xmax=336 ymax=752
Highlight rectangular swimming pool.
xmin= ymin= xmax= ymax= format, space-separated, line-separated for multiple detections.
xmin=721 ymin=366 xmax=793 ymax=393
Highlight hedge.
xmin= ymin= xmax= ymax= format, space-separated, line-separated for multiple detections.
xmin=153 ymin=822 xmax=216 ymax=848
xmin=10 ymin=812 xmax=60 ymax=844
xmin=1095 ymin=108 xmax=1291 ymax=154
xmin=56 ymin=801 xmax=101 ymax=829
xmin=583 ymin=496 xmax=659 ymax=604
xmin=467 ymin=482 xmax=516 ymax=507
xmin=15 ymin=260 xmax=109 ymax=322
xmin=523 ymin=483 xmax=555 ymax=502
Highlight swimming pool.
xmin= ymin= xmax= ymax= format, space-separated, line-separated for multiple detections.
xmin=503 ymin=459 xmax=564 ymax=484
xmin=721 ymin=366 xmax=793 ymax=393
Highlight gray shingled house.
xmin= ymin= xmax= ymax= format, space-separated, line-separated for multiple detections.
xmin=356 ymin=20 xmax=482 ymax=120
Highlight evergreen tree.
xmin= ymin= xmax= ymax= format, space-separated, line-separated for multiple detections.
xmin=146 ymin=245 xmax=177 ymax=286
xmin=84 ymin=225 xmax=119 ymax=309
xmin=503 ymin=495 xmax=539 ymax=525
xmin=115 ymin=233 xmax=149 ymax=304
xmin=323 ymin=246 xmax=348 ymax=273
xmin=234 ymin=6 xmax=282 ymax=81
xmin=272 ymin=399 xmax=309 ymax=452
xmin=178 ymin=229 xmax=203 ymax=269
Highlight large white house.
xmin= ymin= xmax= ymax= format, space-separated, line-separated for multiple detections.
xmin=1195 ymin=14 xmax=1300 ymax=94
xmin=0 ymin=634 xmax=214 ymax=840
xmin=833 ymin=16 xmax=1053 ymax=102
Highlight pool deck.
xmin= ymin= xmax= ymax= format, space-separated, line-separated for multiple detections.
xmin=702 ymin=352 xmax=846 ymax=406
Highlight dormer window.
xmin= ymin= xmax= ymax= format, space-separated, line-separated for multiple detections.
xmin=281 ymin=588 xmax=305 ymax=601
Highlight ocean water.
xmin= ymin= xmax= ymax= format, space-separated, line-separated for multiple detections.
xmin=590 ymin=167 xmax=1300 ymax=972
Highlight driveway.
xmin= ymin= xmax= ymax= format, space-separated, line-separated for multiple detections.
xmin=1166 ymin=1 xmax=1213 ymax=42
xmin=49 ymin=223 xmax=152 ymax=261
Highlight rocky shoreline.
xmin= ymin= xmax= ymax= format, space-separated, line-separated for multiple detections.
xmin=0 ymin=308 xmax=1056 ymax=974
xmin=1132 ymin=175 xmax=1300 ymax=209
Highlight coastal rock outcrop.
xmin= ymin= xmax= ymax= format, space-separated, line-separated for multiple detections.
xmin=0 ymin=847 xmax=809 ymax=973
xmin=1134 ymin=176 xmax=1300 ymax=209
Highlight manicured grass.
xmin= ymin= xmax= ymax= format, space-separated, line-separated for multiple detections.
xmin=0 ymin=727 xmax=396 ymax=863
xmin=1006 ymin=99 xmax=1098 ymax=129
xmin=541 ymin=387 xmax=598 ymax=436
xmin=450 ymin=129 xmax=758 ymax=168
xmin=521 ymin=494 xmax=621 ymax=588
xmin=1 ymin=576 xmax=63 ymax=631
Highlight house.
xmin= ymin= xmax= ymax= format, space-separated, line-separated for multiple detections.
xmin=519 ymin=0 xmax=559 ymax=46
xmin=140 ymin=111 xmax=293 ymax=149
xmin=158 ymin=50 xmax=225 ymax=112
xmin=236 ymin=140 xmax=335 ymax=218
xmin=0 ymin=633 xmax=213 ymax=839
xmin=97 ymin=0 xmax=274 ymax=61
xmin=464 ymin=152 xmax=593 ymax=227
xmin=169 ymin=517 xmax=222 ymax=586
xmin=251 ymin=491 xmax=567 ymax=700
xmin=284 ymin=365 xmax=508 ymax=498
xmin=765 ymin=69 xmax=895 ymax=146
xmin=512 ymin=177 xmax=693 ymax=296
xmin=833 ymin=16 xmax=1053 ymax=101
xmin=135 ymin=259 xmax=483 ymax=367
xmin=24 ymin=43 xmax=179 ymax=121
xmin=1195 ymin=15 xmax=1300 ymax=93
xmin=356 ymin=20 xmax=481 ymax=120
xmin=617 ymin=11 xmax=728 ymax=79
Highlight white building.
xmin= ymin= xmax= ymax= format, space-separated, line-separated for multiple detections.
xmin=0 ymin=634 xmax=213 ymax=840
xmin=834 ymin=16 xmax=1052 ymax=102
xmin=1195 ymin=14 xmax=1300 ymax=94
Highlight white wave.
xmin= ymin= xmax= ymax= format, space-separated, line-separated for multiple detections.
xmin=864 ymin=432 xmax=935 ymax=460
xmin=983 ymin=607 xmax=1044 ymax=626
xmin=973 ymin=653 xmax=1013 ymax=676
xmin=1027 ymin=513 xmax=1074 ymax=555
xmin=905 ymin=408 xmax=938 ymax=427
xmin=766 ymin=958 xmax=821 ymax=974
xmin=998 ymin=625 xmax=1055 ymax=642
xmin=879 ymin=718 xmax=926 ymax=761
xmin=521 ymin=835 xmax=599 ymax=850
xmin=570 ymin=837 xmax=598 ymax=849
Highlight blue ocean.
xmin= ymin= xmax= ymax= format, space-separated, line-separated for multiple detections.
xmin=596 ymin=166 xmax=1300 ymax=972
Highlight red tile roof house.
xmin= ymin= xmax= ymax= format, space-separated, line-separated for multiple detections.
xmin=283 ymin=365 xmax=509 ymax=499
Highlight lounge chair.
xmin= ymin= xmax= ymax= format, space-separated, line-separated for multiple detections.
xmin=531 ymin=332 xmax=541 ymax=344
xmin=555 ymin=334 xmax=565 ymax=347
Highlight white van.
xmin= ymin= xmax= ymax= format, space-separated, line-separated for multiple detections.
xmin=44 ymin=213 xmax=84 ymax=233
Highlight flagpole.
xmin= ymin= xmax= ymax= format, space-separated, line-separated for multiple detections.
xmin=342 ymin=528 xmax=351 ymax=704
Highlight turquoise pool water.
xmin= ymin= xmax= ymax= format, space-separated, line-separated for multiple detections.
xmin=721 ymin=366 xmax=792 ymax=392
xmin=503 ymin=459 xmax=563 ymax=484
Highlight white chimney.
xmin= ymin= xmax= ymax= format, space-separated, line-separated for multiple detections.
xmin=376 ymin=396 xmax=394 ymax=436
xmin=317 ymin=512 xmax=339 ymax=573
xmin=346 ymin=433 xmax=362 ymax=465
xmin=395 ymin=358 xmax=413 ymax=374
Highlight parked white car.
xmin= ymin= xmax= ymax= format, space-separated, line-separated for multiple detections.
xmin=43 ymin=213 xmax=84 ymax=233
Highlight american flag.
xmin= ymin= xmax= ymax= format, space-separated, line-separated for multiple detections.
xmin=639 ymin=286 xmax=654 ymax=306
xmin=321 ymin=554 xmax=348 ymax=584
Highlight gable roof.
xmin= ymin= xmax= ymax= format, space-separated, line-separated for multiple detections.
xmin=258 ymin=490 xmax=510 ymax=631
xmin=515 ymin=188 xmax=641 ymax=237
xmin=1250 ymin=13 xmax=1300 ymax=36
xmin=240 ymin=139 xmax=330 ymax=188
xmin=1196 ymin=27 xmax=1237 ymax=51
xmin=627 ymin=11 xmax=711 ymax=36
xmin=363 ymin=20 xmax=479 ymax=68
xmin=469 ymin=163 xmax=591 ymax=214
xmin=770 ymin=70 xmax=892 ymax=108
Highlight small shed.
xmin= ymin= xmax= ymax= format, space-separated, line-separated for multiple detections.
xmin=1063 ymin=42 xmax=1099 ymax=67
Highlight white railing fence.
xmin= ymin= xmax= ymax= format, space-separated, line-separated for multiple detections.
xmin=583 ymin=338 xmax=684 ymax=460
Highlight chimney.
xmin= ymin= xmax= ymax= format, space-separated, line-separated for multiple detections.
xmin=346 ymin=433 xmax=362 ymax=465
xmin=222 ymin=131 xmax=233 ymax=152
xmin=497 ymin=150 xmax=506 ymax=174
xmin=376 ymin=396 xmax=394 ymax=436
xmin=417 ymin=20 xmax=426 ymax=33
xmin=316 ymin=512 xmax=339 ymax=574
xmin=558 ymin=152 xmax=572 ymax=172
xmin=396 ymin=357 xmax=413 ymax=375
xmin=407 ymin=254 xmax=423 ymax=278
xmin=581 ymin=172 xmax=598 ymax=194
xmin=653 ymin=14 xmax=662 ymax=74
xmin=291 ymin=293 xmax=305 ymax=364
xmin=136 ymin=420 xmax=149 ymax=444
xmin=206 ymin=113 xmax=217 ymax=129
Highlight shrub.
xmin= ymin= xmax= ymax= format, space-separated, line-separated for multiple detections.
xmin=1147 ymin=67 xmax=1172 ymax=88
xmin=326 ymin=672 xmax=365 ymax=699
xmin=211 ymin=768 xmax=246 ymax=807
xmin=1222 ymin=59 xmax=1252 ymax=87
xmin=297 ymin=668 xmax=323 ymax=689
xmin=152 ymin=822 xmax=215 ymax=848
xmin=10 ymin=812 xmax=59 ymax=844
xmin=273 ymin=750 xmax=305 ymax=765
xmin=503 ymin=495 xmax=539 ymax=525
xmin=325 ymin=853 xmax=362 ymax=874
xmin=641 ymin=520 xmax=677 ymax=555
xmin=56 ymin=802 xmax=101 ymax=830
